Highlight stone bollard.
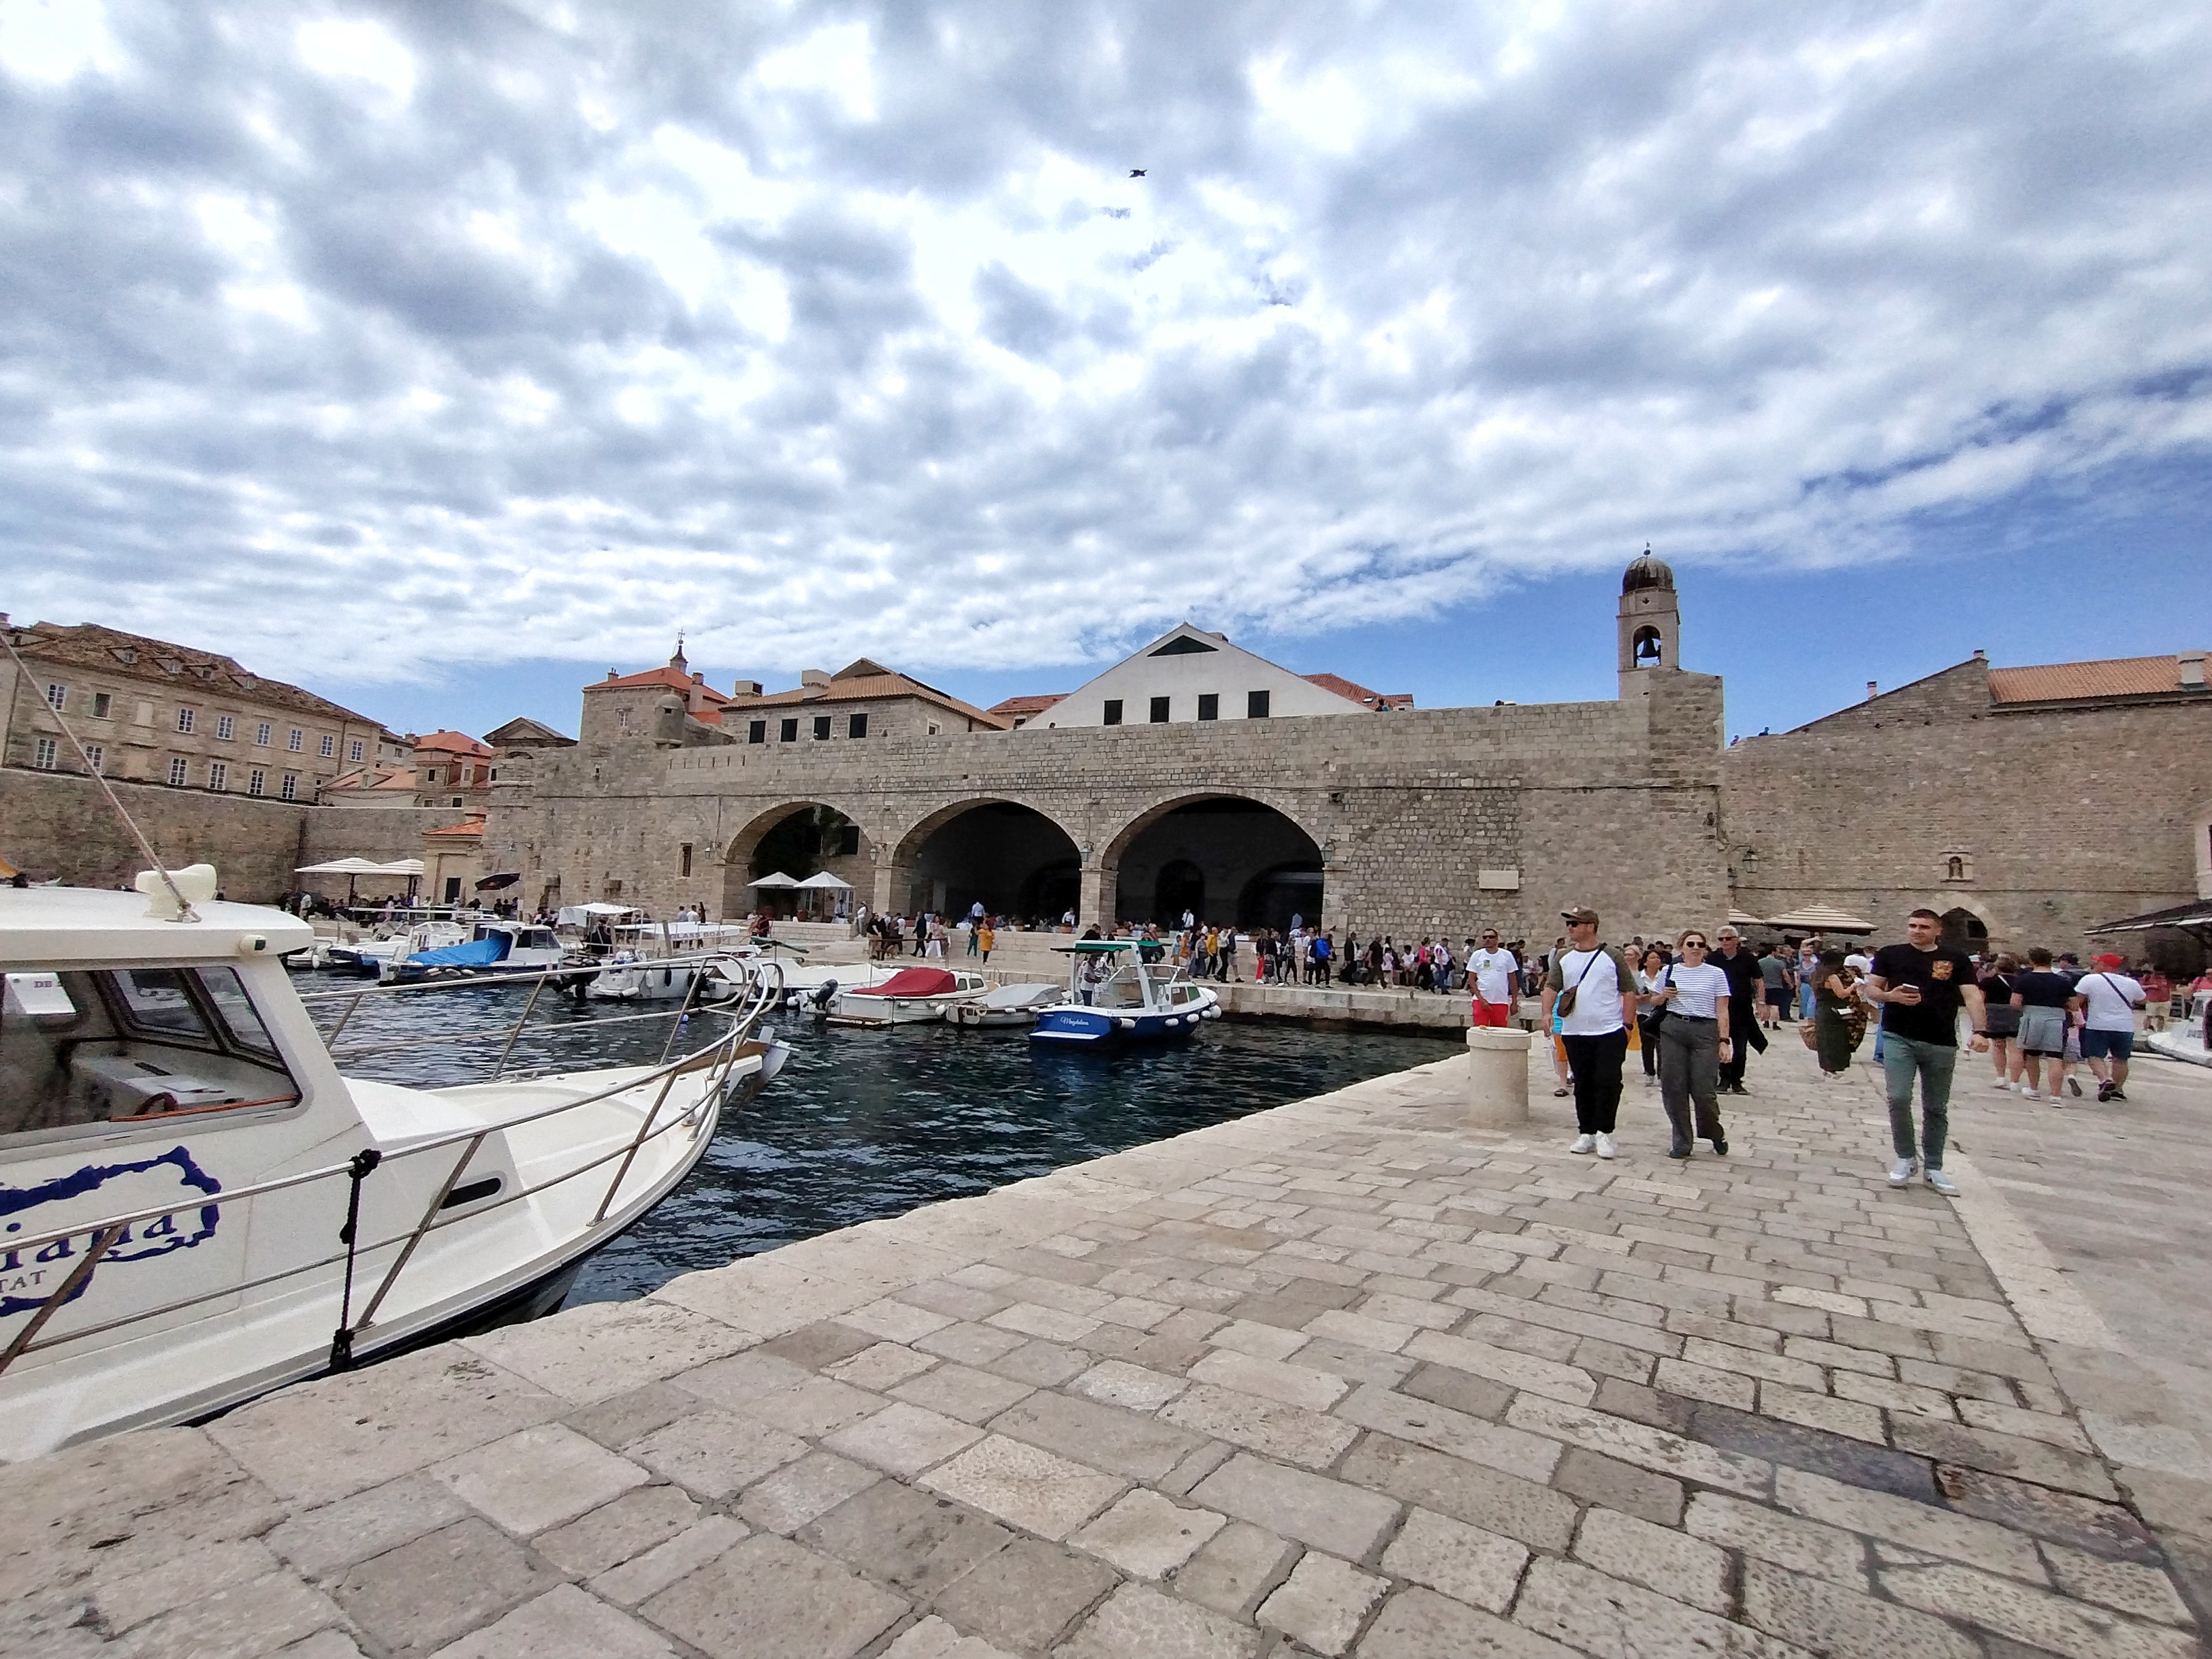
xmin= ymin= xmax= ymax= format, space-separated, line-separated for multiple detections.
xmin=1465 ymin=1025 xmax=1533 ymax=1129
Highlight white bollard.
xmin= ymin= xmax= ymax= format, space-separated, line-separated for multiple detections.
xmin=1465 ymin=1025 xmax=1533 ymax=1129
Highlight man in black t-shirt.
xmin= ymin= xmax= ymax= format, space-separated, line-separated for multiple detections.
xmin=1866 ymin=907 xmax=1988 ymax=1197
xmin=1712 ymin=928 xmax=1765 ymax=1092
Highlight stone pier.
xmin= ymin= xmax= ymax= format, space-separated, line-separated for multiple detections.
xmin=7 ymin=1043 xmax=2212 ymax=1657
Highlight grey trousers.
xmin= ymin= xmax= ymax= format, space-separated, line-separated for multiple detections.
xmin=1658 ymin=1017 xmax=1727 ymax=1151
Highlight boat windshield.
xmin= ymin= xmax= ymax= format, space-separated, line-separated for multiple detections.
xmin=0 ymin=965 xmax=300 ymax=1147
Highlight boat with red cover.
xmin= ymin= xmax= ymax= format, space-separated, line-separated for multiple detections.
xmin=822 ymin=965 xmax=988 ymax=1027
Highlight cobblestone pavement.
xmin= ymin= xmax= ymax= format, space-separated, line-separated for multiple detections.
xmin=7 ymin=1036 xmax=2211 ymax=1658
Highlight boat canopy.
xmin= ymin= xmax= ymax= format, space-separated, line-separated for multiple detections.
xmin=848 ymin=967 xmax=960 ymax=998
xmin=980 ymin=982 xmax=1059 ymax=1008
xmin=404 ymin=933 xmax=513 ymax=968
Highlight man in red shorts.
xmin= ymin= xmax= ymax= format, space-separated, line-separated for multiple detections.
xmin=1467 ymin=928 xmax=1519 ymax=1027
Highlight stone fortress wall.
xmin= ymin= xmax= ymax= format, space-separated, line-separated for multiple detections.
xmin=485 ymin=668 xmax=1732 ymax=945
xmin=1722 ymin=657 xmax=2212 ymax=961
xmin=0 ymin=769 xmax=454 ymax=899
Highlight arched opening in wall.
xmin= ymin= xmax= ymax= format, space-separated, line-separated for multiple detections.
xmin=1938 ymin=907 xmax=1988 ymax=953
xmin=1631 ymin=626 xmax=1664 ymax=666
xmin=1111 ymin=798 xmax=1323 ymax=931
xmin=724 ymin=805 xmax=865 ymax=919
xmin=901 ymin=801 xmax=1083 ymax=924
xmin=1154 ymin=860 xmax=1204 ymax=924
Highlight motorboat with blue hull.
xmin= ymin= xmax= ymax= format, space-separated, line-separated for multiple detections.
xmin=381 ymin=920 xmax=590 ymax=988
xmin=1029 ymin=941 xmax=1222 ymax=1047
xmin=0 ymin=871 xmax=788 ymax=1460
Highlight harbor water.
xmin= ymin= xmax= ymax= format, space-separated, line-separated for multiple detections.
xmin=308 ymin=982 xmax=1456 ymax=1304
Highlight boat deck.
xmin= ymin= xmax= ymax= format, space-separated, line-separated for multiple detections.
xmin=7 ymin=1043 xmax=2211 ymax=1657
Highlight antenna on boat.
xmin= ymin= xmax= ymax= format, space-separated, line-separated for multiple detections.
xmin=1 ymin=617 xmax=200 ymax=922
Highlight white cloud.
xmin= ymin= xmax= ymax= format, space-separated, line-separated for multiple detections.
xmin=0 ymin=0 xmax=2207 ymax=688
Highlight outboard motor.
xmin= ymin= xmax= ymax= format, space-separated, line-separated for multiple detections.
xmin=809 ymin=979 xmax=838 ymax=1016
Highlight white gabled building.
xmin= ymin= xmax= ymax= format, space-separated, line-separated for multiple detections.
xmin=1031 ymin=624 xmax=1409 ymax=729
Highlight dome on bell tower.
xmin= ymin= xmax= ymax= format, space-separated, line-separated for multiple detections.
xmin=1622 ymin=547 xmax=1674 ymax=594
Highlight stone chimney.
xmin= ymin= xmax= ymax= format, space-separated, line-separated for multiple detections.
xmin=729 ymin=679 xmax=763 ymax=696
xmin=2181 ymin=649 xmax=2207 ymax=690
xmin=1866 ymin=681 xmax=1878 ymax=701
xmin=1971 ymin=648 xmax=1987 ymax=663
xmin=800 ymin=669 xmax=831 ymax=700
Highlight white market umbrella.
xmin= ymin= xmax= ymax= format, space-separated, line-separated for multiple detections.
xmin=1763 ymin=904 xmax=1876 ymax=935
xmin=795 ymin=872 xmax=852 ymax=889
xmin=294 ymin=857 xmax=385 ymax=875
xmin=748 ymin=872 xmax=801 ymax=888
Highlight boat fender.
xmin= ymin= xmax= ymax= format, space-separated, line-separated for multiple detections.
xmin=1117 ymin=1016 xmax=1136 ymax=1029
xmin=236 ymin=935 xmax=268 ymax=955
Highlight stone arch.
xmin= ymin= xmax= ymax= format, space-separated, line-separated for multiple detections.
xmin=1631 ymin=625 xmax=1665 ymax=667
xmin=1936 ymin=899 xmax=1996 ymax=953
xmin=1102 ymin=792 xmax=1328 ymax=931
xmin=720 ymin=799 xmax=872 ymax=918
xmin=884 ymin=796 xmax=1087 ymax=924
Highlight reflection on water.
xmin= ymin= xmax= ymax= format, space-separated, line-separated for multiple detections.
xmin=306 ymin=977 xmax=1454 ymax=1305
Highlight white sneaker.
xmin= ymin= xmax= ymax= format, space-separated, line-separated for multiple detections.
xmin=1570 ymin=1133 xmax=1597 ymax=1154
xmin=2021 ymin=1089 xmax=2042 ymax=1102
xmin=1595 ymin=1133 xmax=1617 ymax=1160
xmin=1925 ymin=1168 xmax=1959 ymax=1197
xmin=1887 ymin=1159 xmax=1916 ymax=1187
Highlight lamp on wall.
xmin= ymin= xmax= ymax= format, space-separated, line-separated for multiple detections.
xmin=1742 ymin=849 xmax=1759 ymax=877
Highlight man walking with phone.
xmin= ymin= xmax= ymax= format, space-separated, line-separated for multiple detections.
xmin=1865 ymin=907 xmax=1989 ymax=1195
xmin=1540 ymin=907 xmax=1639 ymax=1160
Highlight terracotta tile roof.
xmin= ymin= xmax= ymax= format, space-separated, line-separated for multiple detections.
xmin=1987 ymin=655 xmax=2191 ymax=705
xmin=411 ymin=729 xmax=494 ymax=757
xmin=989 ymin=694 xmax=1068 ymax=718
xmin=426 ymin=816 xmax=487 ymax=838
xmin=324 ymin=765 xmax=417 ymax=792
xmin=586 ymin=664 xmax=735 ymax=705
xmin=1303 ymin=672 xmax=1415 ymax=710
xmin=5 ymin=620 xmax=380 ymax=726
xmin=728 ymin=672 xmax=1010 ymax=730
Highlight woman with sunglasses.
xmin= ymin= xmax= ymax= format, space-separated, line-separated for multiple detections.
xmin=1650 ymin=929 xmax=1733 ymax=1158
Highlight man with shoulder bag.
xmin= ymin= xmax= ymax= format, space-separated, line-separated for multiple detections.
xmin=1541 ymin=907 xmax=1639 ymax=1160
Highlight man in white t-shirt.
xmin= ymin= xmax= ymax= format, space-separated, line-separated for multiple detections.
xmin=1540 ymin=907 xmax=1639 ymax=1160
xmin=1467 ymin=929 xmax=1518 ymax=1027
xmin=2077 ymin=953 xmax=2146 ymax=1101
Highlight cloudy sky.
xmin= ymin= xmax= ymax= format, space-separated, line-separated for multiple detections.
xmin=3 ymin=0 xmax=2208 ymax=735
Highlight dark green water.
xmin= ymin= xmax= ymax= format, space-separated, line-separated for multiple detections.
xmin=303 ymin=978 xmax=1453 ymax=1305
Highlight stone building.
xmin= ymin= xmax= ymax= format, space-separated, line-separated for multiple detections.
xmin=483 ymin=561 xmax=1730 ymax=938
xmin=410 ymin=730 xmax=497 ymax=811
xmin=0 ymin=617 xmax=387 ymax=803
xmin=1032 ymin=624 xmax=1412 ymax=728
xmin=1722 ymin=647 xmax=2212 ymax=963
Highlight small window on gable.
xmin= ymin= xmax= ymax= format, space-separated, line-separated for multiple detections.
xmin=1149 ymin=635 xmax=1218 ymax=656
xmin=1247 ymin=690 xmax=1270 ymax=720
xmin=1197 ymin=694 xmax=1219 ymax=721
xmin=1103 ymin=699 xmax=1123 ymax=726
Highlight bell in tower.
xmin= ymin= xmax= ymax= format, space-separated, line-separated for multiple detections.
xmin=1617 ymin=545 xmax=1680 ymax=698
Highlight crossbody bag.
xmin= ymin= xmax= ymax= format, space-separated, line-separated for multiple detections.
xmin=1556 ymin=948 xmax=1607 ymax=1018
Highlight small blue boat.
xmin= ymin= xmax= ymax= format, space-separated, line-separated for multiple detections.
xmin=1029 ymin=940 xmax=1222 ymax=1047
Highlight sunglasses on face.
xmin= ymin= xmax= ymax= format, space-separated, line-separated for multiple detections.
xmin=1682 ymin=939 xmax=1708 ymax=949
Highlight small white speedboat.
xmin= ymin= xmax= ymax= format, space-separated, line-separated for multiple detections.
xmin=825 ymin=966 xmax=988 ymax=1027
xmin=946 ymin=982 xmax=1065 ymax=1029
xmin=586 ymin=952 xmax=746 ymax=1004
xmin=0 ymin=874 xmax=785 ymax=1461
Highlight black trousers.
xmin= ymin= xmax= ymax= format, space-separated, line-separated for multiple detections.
xmin=1719 ymin=995 xmax=1756 ymax=1086
xmin=1562 ymin=1030 xmax=1629 ymax=1134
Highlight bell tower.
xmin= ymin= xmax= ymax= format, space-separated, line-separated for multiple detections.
xmin=1617 ymin=546 xmax=1679 ymax=698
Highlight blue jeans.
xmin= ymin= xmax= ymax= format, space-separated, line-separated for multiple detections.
xmin=1881 ymin=1033 xmax=1957 ymax=1168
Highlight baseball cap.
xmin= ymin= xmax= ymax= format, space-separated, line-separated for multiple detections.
xmin=1560 ymin=906 xmax=1599 ymax=925
xmin=2091 ymin=953 xmax=2125 ymax=969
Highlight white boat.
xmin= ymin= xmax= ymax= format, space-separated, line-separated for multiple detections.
xmin=946 ymin=982 xmax=1065 ymax=1029
xmin=2149 ymin=988 xmax=2212 ymax=1067
xmin=380 ymin=921 xmax=577 ymax=985
xmin=1029 ymin=941 xmax=1223 ymax=1046
xmin=825 ymin=965 xmax=989 ymax=1027
xmin=0 ymin=876 xmax=786 ymax=1460
xmin=588 ymin=952 xmax=748 ymax=1004
xmin=325 ymin=918 xmax=468 ymax=977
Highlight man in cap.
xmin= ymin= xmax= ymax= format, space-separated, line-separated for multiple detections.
xmin=1540 ymin=907 xmax=1639 ymax=1159
xmin=1466 ymin=928 xmax=1518 ymax=1028
xmin=2076 ymin=953 xmax=2146 ymax=1102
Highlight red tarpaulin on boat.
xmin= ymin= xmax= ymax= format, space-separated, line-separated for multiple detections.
xmin=849 ymin=967 xmax=960 ymax=998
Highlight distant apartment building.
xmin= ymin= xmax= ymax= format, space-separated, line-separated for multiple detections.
xmin=0 ymin=617 xmax=386 ymax=803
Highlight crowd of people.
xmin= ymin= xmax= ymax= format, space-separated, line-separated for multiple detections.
xmin=1528 ymin=903 xmax=2190 ymax=1199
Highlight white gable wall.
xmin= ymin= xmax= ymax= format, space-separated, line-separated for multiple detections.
xmin=1038 ymin=627 xmax=1371 ymax=728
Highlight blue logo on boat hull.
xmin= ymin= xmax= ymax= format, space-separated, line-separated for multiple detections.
xmin=0 ymin=1147 xmax=223 ymax=1318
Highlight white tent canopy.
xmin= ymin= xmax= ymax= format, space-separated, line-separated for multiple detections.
xmin=748 ymin=872 xmax=801 ymax=888
xmin=796 ymin=871 xmax=852 ymax=890
xmin=1762 ymin=904 xmax=1877 ymax=934
xmin=294 ymin=857 xmax=423 ymax=877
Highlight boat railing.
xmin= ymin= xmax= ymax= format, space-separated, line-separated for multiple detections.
xmin=0 ymin=965 xmax=784 ymax=1381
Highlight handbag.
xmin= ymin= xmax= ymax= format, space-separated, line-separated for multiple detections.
xmin=1644 ymin=967 xmax=1671 ymax=1036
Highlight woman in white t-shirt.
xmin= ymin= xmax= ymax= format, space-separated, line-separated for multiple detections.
xmin=1650 ymin=929 xmax=1735 ymax=1159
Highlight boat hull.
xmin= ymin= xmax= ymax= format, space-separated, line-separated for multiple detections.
xmin=1029 ymin=1005 xmax=1209 ymax=1046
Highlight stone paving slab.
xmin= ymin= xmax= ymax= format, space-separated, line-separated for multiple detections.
xmin=6 ymin=1040 xmax=2212 ymax=1656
